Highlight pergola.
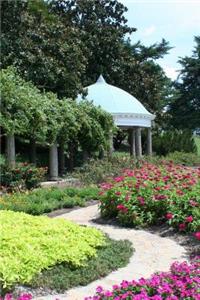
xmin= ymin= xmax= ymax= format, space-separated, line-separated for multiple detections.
xmin=78 ymin=75 xmax=155 ymax=157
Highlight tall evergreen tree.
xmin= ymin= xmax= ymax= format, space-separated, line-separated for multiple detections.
xmin=169 ymin=36 xmax=200 ymax=130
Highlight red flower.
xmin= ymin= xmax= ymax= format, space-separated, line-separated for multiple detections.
xmin=115 ymin=191 xmax=122 ymax=196
xmin=166 ymin=213 xmax=173 ymax=220
xmin=179 ymin=223 xmax=186 ymax=231
xmin=194 ymin=232 xmax=200 ymax=240
xmin=185 ymin=216 xmax=193 ymax=223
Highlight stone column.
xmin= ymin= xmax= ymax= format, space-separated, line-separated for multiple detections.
xmin=129 ymin=128 xmax=136 ymax=157
xmin=147 ymin=127 xmax=152 ymax=156
xmin=49 ymin=143 xmax=58 ymax=180
xmin=135 ymin=127 xmax=142 ymax=157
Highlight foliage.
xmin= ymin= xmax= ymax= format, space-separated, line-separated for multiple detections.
xmin=72 ymin=155 xmax=138 ymax=185
xmin=0 ymin=210 xmax=105 ymax=289
xmin=77 ymin=101 xmax=114 ymax=154
xmin=99 ymin=162 xmax=200 ymax=236
xmin=1 ymin=0 xmax=86 ymax=98
xmin=0 ymin=186 xmax=100 ymax=215
xmin=1 ymin=67 xmax=114 ymax=162
xmin=0 ymin=67 xmax=31 ymax=136
xmin=1 ymin=0 xmax=172 ymax=119
xmin=0 ymin=163 xmax=47 ymax=191
xmin=153 ymin=129 xmax=197 ymax=156
xmin=194 ymin=136 xmax=200 ymax=155
xmin=165 ymin=151 xmax=200 ymax=166
xmin=0 ymin=67 xmax=60 ymax=145
xmin=30 ymin=238 xmax=133 ymax=292
xmin=86 ymin=257 xmax=200 ymax=300
xmin=169 ymin=36 xmax=200 ymax=130
xmin=0 ymin=155 xmax=6 ymax=169
xmin=50 ymin=0 xmax=135 ymax=86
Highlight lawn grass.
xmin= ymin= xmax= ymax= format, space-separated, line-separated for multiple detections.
xmin=29 ymin=237 xmax=133 ymax=292
xmin=0 ymin=186 xmax=100 ymax=215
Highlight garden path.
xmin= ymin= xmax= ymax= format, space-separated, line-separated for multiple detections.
xmin=35 ymin=204 xmax=187 ymax=300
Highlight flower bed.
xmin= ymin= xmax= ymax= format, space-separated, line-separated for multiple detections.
xmin=1 ymin=294 xmax=32 ymax=300
xmin=85 ymin=257 xmax=200 ymax=300
xmin=100 ymin=162 xmax=200 ymax=238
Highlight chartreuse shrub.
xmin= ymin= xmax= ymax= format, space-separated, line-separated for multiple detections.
xmin=0 ymin=210 xmax=105 ymax=289
xmin=0 ymin=186 xmax=100 ymax=215
xmin=100 ymin=162 xmax=200 ymax=238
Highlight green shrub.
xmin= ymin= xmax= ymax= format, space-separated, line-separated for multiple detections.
xmin=0 ymin=210 xmax=106 ymax=289
xmin=72 ymin=154 xmax=138 ymax=184
xmin=153 ymin=130 xmax=197 ymax=156
xmin=30 ymin=238 xmax=133 ymax=292
xmin=165 ymin=151 xmax=200 ymax=166
xmin=194 ymin=136 xmax=200 ymax=155
xmin=1 ymin=162 xmax=47 ymax=191
xmin=0 ymin=186 xmax=100 ymax=215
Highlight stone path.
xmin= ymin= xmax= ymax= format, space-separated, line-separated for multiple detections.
xmin=35 ymin=204 xmax=187 ymax=300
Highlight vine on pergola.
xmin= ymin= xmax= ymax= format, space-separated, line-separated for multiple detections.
xmin=0 ymin=67 xmax=114 ymax=177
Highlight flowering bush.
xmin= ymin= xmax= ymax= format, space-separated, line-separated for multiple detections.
xmin=1 ymin=162 xmax=47 ymax=191
xmin=85 ymin=257 xmax=200 ymax=300
xmin=99 ymin=162 xmax=200 ymax=237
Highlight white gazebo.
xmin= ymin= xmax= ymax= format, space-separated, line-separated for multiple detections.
xmin=77 ymin=75 xmax=155 ymax=157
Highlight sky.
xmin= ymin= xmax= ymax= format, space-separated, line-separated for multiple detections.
xmin=120 ymin=0 xmax=200 ymax=80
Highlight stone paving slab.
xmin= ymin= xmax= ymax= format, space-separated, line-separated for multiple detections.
xmin=35 ymin=204 xmax=187 ymax=300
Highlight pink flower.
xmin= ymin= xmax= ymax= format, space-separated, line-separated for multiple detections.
xmin=194 ymin=232 xmax=200 ymax=240
xmin=96 ymin=286 xmax=103 ymax=293
xmin=189 ymin=200 xmax=198 ymax=207
xmin=185 ymin=216 xmax=193 ymax=223
xmin=114 ymin=176 xmax=124 ymax=182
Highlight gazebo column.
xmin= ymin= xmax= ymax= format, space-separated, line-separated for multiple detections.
xmin=129 ymin=128 xmax=136 ymax=157
xmin=147 ymin=127 xmax=152 ymax=156
xmin=135 ymin=127 xmax=142 ymax=157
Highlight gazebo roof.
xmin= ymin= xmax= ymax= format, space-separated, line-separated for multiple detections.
xmin=77 ymin=75 xmax=155 ymax=128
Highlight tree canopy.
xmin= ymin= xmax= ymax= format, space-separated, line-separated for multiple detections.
xmin=168 ymin=36 xmax=200 ymax=130
xmin=1 ymin=0 xmax=172 ymax=119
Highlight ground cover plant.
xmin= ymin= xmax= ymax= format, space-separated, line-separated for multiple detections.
xmin=30 ymin=238 xmax=132 ymax=292
xmin=0 ymin=186 xmax=99 ymax=215
xmin=0 ymin=210 xmax=106 ymax=290
xmin=99 ymin=162 xmax=200 ymax=239
xmin=85 ymin=257 xmax=200 ymax=300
